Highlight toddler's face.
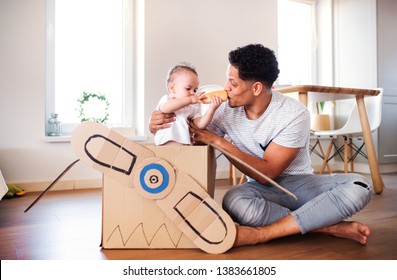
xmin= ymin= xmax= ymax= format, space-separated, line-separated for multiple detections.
xmin=170 ymin=71 xmax=199 ymax=99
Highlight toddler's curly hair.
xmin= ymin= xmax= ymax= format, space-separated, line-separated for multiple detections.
xmin=166 ymin=62 xmax=198 ymax=89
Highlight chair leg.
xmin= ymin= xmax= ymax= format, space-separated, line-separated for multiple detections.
xmin=350 ymin=140 xmax=367 ymax=161
xmin=320 ymin=138 xmax=334 ymax=174
xmin=229 ymin=163 xmax=237 ymax=185
xmin=239 ymin=174 xmax=246 ymax=184
xmin=349 ymin=138 xmax=355 ymax=172
xmin=316 ymin=140 xmax=332 ymax=174
xmin=343 ymin=136 xmax=349 ymax=173
xmin=229 ymin=163 xmax=232 ymax=184
xmin=311 ymin=138 xmax=332 ymax=174
xmin=232 ymin=165 xmax=237 ymax=185
xmin=230 ymin=164 xmax=246 ymax=185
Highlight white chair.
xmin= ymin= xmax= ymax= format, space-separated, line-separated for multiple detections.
xmin=313 ymin=88 xmax=383 ymax=174
xmin=309 ymin=113 xmax=332 ymax=173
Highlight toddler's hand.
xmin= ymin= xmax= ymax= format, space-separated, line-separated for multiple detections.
xmin=196 ymin=92 xmax=206 ymax=104
xmin=208 ymin=96 xmax=223 ymax=109
xmin=190 ymin=94 xmax=200 ymax=104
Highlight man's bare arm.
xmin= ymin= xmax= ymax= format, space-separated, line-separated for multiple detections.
xmin=148 ymin=111 xmax=176 ymax=135
xmin=190 ymin=123 xmax=299 ymax=184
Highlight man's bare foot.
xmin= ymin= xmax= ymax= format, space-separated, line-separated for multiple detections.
xmin=314 ymin=221 xmax=371 ymax=245
xmin=234 ymin=221 xmax=371 ymax=248
xmin=233 ymin=215 xmax=302 ymax=247
xmin=233 ymin=225 xmax=268 ymax=247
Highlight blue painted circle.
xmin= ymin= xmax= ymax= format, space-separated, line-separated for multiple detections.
xmin=139 ymin=163 xmax=169 ymax=194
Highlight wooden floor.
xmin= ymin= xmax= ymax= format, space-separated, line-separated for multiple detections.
xmin=1 ymin=173 xmax=397 ymax=260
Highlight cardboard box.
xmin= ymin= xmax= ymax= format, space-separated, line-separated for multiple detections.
xmin=101 ymin=144 xmax=216 ymax=249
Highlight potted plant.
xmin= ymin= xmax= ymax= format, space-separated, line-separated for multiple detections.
xmin=311 ymin=101 xmax=331 ymax=131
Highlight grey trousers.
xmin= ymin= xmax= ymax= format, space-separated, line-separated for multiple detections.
xmin=222 ymin=173 xmax=372 ymax=234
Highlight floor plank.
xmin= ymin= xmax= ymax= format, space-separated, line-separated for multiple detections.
xmin=1 ymin=174 xmax=397 ymax=260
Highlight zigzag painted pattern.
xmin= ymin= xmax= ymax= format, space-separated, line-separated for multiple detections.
xmin=105 ymin=223 xmax=189 ymax=248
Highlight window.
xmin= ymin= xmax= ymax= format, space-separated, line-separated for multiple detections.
xmin=45 ymin=0 xmax=136 ymax=136
xmin=277 ymin=0 xmax=317 ymax=86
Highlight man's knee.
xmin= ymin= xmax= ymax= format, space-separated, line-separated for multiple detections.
xmin=344 ymin=174 xmax=372 ymax=211
xmin=222 ymin=186 xmax=262 ymax=225
xmin=355 ymin=176 xmax=372 ymax=205
xmin=222 ymin=186 xmax=246 ymax=221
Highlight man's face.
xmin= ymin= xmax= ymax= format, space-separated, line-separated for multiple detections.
xmin=224 ymin=64 xmax=254 ymax=108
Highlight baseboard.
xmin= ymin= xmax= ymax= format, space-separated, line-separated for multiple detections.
xmin=15 ymin=163 xmax=397 ymax=194
xmin=313 ymin=162 xmax=397 ymax=174
xmin=378 ymin=163 xmax=397 ymax=173
xmin=216 ymin=169 xmax=231 ymax=179
xmin=216 ymin=168 xmax=245 ymax=180
xmin=14 ymin=179 xmax=102 ymax=193
xmin=342 ymin=162 xmax=397 ymax=174
xmin=311 ymin=163 xmax=338 ymax=174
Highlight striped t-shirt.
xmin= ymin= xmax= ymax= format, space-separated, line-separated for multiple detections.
xmin=208 ymin=90 xmax=313 ymax=176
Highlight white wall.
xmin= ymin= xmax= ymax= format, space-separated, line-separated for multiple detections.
xmin=142 ymin=0 xmax=278 ymax=137
xmin=333 ymin=0 xmax=377 ymax=89
xmin=316 ymin=0 xmax=334 ymax=86
xmin=0 ymin=0 xmax=278 ymax=188
xmin=332 ymin=0 xmax=377 ymax=134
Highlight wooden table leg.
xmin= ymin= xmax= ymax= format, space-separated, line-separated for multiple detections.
xmin=356 ymin=96 xmax=384 ymax=194
xmin=298 ymin=92 xmax=308 ymax=106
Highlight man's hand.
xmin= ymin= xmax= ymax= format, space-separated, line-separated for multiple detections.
xmin=189 ymin=121 xmax=220 ymax=146
xmin=148 ymin=111 xmax=176 ymax=135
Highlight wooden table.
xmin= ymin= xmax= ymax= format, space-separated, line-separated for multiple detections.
xmin=278 ymin=85 xmax=384 ymax=194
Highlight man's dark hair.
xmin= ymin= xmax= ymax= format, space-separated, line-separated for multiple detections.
xmin=228 ymin=44 xmax=280 ymax=88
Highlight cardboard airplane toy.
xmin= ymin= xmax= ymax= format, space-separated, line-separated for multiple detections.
xmin=24 ymin=121 xmax=296 ymax=253
xmin=71 ymin=121 xmax=237 ymax=254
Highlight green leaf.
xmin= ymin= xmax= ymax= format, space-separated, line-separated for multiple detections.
xmin=76 ymin=92 xmax=110 ymax=124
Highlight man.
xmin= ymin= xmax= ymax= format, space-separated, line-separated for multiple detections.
xmin=149 ymin=44 xmax=372 ymax=247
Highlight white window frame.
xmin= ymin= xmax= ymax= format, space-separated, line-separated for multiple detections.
xmin=45 ymin=0 xmax=144 ymax=140
xmin=277 ymin=0 xmax=318 ymax=86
